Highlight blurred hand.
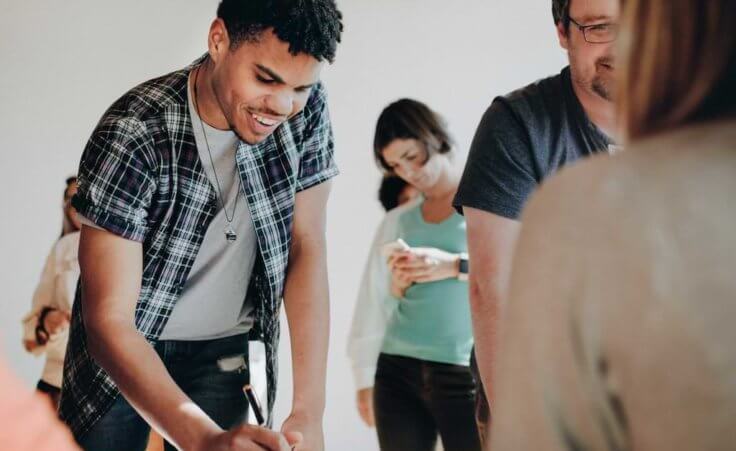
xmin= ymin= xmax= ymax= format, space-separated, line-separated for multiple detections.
xmin=389 ymin=264 xmax=414 ymax=298
xmin=197 ymin=424 xmax=295 ymax=451
xmin=23 ymin=339 xmax=38 ymax=352
xmin=42 ymin=309 xmax=71 ymax=337
xmin=356 ymin=388 xmax=375 ymax=427
xmin=281 ymin=410 xmax=321 ymax=451
xmin=389 ymin=247 xmax=460 ymax=284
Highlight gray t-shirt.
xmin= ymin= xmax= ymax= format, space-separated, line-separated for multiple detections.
xmin=453 ymin=66 xmax=615 ymax=219
xmin=157 ymin=76 xmax=257 ymax=340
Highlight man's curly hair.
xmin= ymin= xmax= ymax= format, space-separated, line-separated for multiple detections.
xmin=216 ymin=0 xmax=343 ymax=63
xmin=552 ymin=0 xmax=571 ymax=29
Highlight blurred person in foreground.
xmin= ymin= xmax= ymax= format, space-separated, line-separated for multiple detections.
xmin=491 ymin=0 xmax=736 ymax=449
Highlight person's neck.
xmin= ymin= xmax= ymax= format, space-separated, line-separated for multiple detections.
xmin=192 ymin=59 xmax=230 ymax=131
xmin=423 ymin=164 xmax=460 ymax=201
xmin=571 ymin=80 xmax=616 ymax=138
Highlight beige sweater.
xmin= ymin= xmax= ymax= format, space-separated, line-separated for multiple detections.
xmin=491 ymin=119 xmax=736 ymax=451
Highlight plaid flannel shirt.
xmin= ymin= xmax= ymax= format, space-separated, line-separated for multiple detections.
xmin=59 ymin=56 xmax=338 ymax=438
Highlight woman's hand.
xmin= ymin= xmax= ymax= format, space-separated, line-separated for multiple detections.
xmin=389 ymin=264 xmax=414 ymax=298
xmin=35 ymin=308 xmax=71 ymax=346
xmin=356 ymin=388 xmax=375 ymax=427
xmin=42 ymin=309 xmax=71 ymax=337
xmin=389 ymin=247 xmax=460 ymax=284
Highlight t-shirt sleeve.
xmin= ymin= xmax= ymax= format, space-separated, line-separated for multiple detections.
xmin=453 ymin=98 xmax=538 ymax=220
xmin=295 ymin=83 xmax=339 ymax=192
xmin=71 ymin=115 xmax=157 ymax=242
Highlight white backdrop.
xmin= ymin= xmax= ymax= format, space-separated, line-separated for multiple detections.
xmin=0 ymin=1 xmax=565 ymax=449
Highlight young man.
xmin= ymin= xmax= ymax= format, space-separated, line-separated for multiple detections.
xmin=59 ymin=2 xmax=343 ymax=450
xmin=452 ymin=0 xmax=620 ymax=439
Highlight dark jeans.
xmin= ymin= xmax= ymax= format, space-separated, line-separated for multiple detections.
xmin=79 ymin=333 xmax=250 ymax=451
xmin=469 ymin=348 xmax=491 ymax=444
xmin=373 ymin=353 xmax=481 ymax=451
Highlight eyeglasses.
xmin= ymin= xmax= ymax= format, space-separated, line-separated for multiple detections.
xmin=569 ymin=17 xmax=618 ymax=44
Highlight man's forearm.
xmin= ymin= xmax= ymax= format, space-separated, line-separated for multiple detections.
xmin=87 ymin=319 xmax=220 ymax=450
xmin=464 ymin=208 xmax=522 ymax=405
xmin=282 ymin=237 xmax=329 ymax=416
xmin=468 ymin=278 xmax=501 ymax=402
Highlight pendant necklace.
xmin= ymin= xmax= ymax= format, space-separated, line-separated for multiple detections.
xmin=193 ymin=64 xmax=241 ymax=242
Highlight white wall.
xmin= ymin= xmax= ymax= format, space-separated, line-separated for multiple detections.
xmin=0 ymin=1 xmax=565 ymax=449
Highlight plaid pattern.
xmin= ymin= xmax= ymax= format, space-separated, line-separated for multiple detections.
xmin=60 ymin=56 xmax=337 ymax=438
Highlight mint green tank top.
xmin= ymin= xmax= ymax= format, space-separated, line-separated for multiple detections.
xmin=381 ymin=202 xmax=473 ymax=366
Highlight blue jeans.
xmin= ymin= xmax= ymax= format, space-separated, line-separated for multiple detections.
xmin=79 ymin=333 xmax=251 ymax=451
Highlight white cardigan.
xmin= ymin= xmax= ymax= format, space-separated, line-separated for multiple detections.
xmin=346 ymin=198 xmax=420 ymax=390
xmin=22 ymin=231 xmax=80 ymax=388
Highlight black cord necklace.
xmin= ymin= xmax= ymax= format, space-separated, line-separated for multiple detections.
xmin=193 ymin=64 xmax=241 ymax=242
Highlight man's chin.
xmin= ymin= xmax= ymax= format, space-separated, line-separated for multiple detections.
xmin=233 ymin=128 xmax=270 ymax=145
xmin=592 ymin=77 xmax=614 ymax=102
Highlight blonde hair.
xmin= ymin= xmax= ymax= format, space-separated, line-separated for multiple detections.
xmin=618 ymin=0 xmax=736 ymax=141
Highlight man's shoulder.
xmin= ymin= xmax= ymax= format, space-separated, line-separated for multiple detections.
xmin=492 ymin=68 xmax=567 ymax=124
xmin=304 ymin=81 xmax=328 ymax=114
xmin=99 ymin=66 xmax=190 ymax=131
xmin=289 ymin=81 xmax=329 ymax=132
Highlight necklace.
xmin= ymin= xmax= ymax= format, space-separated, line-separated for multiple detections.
xmin=192 ymin=65 xmax=241 ymax=242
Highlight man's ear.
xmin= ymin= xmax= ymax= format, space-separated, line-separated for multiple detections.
xmin=207 ymin=18 xmax=230 ymax=64
xmin=556 ymin=21 xmax=570 ymax=50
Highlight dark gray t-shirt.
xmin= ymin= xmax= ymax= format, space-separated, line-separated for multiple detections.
xmin=453 ymin=66 xmax=614 ymax=219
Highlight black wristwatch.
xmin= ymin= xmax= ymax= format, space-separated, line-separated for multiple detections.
xmin=457 ymin=253 xmax=469 ymax=281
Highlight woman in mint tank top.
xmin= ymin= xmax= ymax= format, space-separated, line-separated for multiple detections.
xmin=369 ymin=99 xmax=480 ymax=451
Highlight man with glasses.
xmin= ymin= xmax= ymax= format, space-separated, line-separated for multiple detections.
xmin=453 ymin=0 xmax=620 ymax=442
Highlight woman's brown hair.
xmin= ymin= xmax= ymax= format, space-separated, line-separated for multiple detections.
xmin=373 ymin=98 xmax=453 ymax=172
xmin=618 ymin=0 xmax=736 ymax=141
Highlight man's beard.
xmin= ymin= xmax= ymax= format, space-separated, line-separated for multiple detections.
xmin=592 ymin=76 xmax=613 ymax=101
xmin=592 ymin=57 xmax=615 ymax=101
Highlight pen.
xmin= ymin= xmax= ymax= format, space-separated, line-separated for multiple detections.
xmin=243 ymin=384 xmax=297 ymax=450
xmin=243 ymin=384 xmax=266 ymax=426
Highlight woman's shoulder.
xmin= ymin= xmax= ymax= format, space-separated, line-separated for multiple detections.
xmin=384 ymin=196 xmax=422 ymax=222
xmin=369 ymin=197 xmax=423 ymax=244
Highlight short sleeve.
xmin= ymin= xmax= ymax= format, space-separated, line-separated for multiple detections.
xmin=295 ymin=83 xmax=339 ymax=192
xmin=453 ymin=98 xmax=538 ymax=220
xmin=72 ymin=114 xmax=157 ymax=242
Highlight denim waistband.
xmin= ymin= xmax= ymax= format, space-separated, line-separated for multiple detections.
xmin=155 ymin=333 xmax=250 ymax=363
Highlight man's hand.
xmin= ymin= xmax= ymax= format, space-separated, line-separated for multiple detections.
xmin=197 ymin=424 xmax=296 ymax=451
xmin=281 ymin=411 xmax=320 ymax=451
xmin=356 ymin=388 xmax=375 ymax=427
xmin=389 ymin=247 xmax=460 ymax=284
